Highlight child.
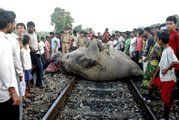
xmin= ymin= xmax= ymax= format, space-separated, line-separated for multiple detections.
xmin=20 ymin=35 xmax=33 ymax=98
xmin=152 ymin=31 xmax=179 ymax=120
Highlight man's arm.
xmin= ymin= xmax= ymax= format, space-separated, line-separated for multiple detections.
xmin=162 ymin=61 xmax=179 ymax=75
xmin=0 ymin=44 xmax=21 ymax=105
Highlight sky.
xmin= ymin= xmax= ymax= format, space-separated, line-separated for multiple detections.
xmin=0 ymin=0 xmax=179 ymax=33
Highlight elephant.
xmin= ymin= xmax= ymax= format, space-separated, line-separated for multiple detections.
xmin=61 ymin=39 xmax=143 ymax=81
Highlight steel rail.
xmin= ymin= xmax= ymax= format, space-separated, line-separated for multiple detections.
xmin=42 ymin=77 xmax=77 ymax=120
xmin=130 ymin=79 xmax=157 ymax=120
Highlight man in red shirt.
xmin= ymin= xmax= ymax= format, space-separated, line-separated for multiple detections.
xmin=102 ymin=28 xmax=110 ymax=44
xmin=166 ymin=16 xmax=179 ymax=86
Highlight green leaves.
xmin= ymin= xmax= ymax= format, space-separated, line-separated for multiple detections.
xmin=51 ymin=7 xmax=74 ymax=33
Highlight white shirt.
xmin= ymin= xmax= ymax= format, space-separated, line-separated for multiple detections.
xmin=107 ymin=41 xmax=115 ymax=52
xmin=159 ymin=47 xmax=178 ymax=82
xmin=51 ymin=37 xmax=59 ymax=51
xmin=38 ymin=41 xmax=45 ymax=55
xmin=113 ymin=39 xmax=120 ymax=51
xmin=7 ymin=33 xmax=23 ymax=76
xmin=20 ymin=45 xmax=32 ymax=70
xmin=0 ymin=31 xmax=19 ymax=102
xmin=130 ymin=37 xmax=136 ymax=53
xmin=72 ymin=35 xmax=77 ymax=47
xmin=118 ymin=36 xmax=124 ymax=50
xmin=26 ymin=32 xmax=40 ymax=54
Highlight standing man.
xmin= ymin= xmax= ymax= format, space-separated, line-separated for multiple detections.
xmin=62 ymin=28 xmax=73 ymax=54
xmin=166 ymin=16 xmax=179 ymax=87
xmin=0 ymin=10 xmax=21 ymax=120
xmin=7 ymin=12 xmax=26 ymax=99
xmin=49 ymin=32 xmax=58 ymax=57
xmin=102 ymin=28 xmax=110 ymax=44
xmin=26 ymin=21 xmax=44 ymax=88
xmin=77 ymin=31 xmax=86 ymax=48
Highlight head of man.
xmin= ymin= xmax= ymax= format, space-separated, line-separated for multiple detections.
xmin=0 ymin=10 xmax=16 ymax=34
xmin=7 ymin=11 xmax=16 ymax=33
xmin=27 ymin=21 xmax=35 ymax=34
xmin=64 ymin=28 xmax=69 ymax=34
xmin=49 ymin=32 xmax=55 ymax=38
xmin=144 ymin=27 xmax=151 ymax=36
xmin=16 ymin=22 xmax=26 ymax=35
xmin=46 ymin=35 xmax=50 ymax=41
xmin=166 ymin=16 xmax=177 ymax=32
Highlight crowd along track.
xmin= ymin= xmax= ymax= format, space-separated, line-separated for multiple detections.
xmin=42 ymin=77 xmax=158 ymax=120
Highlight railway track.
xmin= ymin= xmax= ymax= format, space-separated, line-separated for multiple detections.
xmin=42 ymin=76 xmax=160 ymax=120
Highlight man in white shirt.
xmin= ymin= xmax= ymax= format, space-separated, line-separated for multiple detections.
xmin=50 ymin=32 xmax=59 ymax=57
xmin=0 ymin=10 xmax=21 ymax=120
xmin=7 ymin=31 xmax=26 ymax=98
xmin=129 ymin=32 xmax=136 ymax=59
xmin=26 ymin=21 xmax=44 ymax=88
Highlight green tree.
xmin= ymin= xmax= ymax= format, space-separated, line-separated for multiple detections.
xmin=175 ymin=15 xmax=179 ymax=27
xmin=51 ymin=7 xmax=74 ymax=33
xmin=74 ymin=25 xmax=82 ymax=32
xmin=82 ymin=28 xmax=95 ymax=35
xmin=37 ymin=31 xmax=49 ymax=40
xmin=150 ymin=23 xmax=161 ymax=28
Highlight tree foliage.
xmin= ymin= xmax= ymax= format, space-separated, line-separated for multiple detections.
xmin=174 ymin=15 xmax=179 ymax=27
xmin=51 ymin=7 xmax=74 ymax=33
xmin=37 ymin=31 xmax=49 ymax=39
xmin=74 ymin=24 xmax=82 ymax=32
xmin=82 ymin=28 xmax=95 ymax=35
xmin=150 ymin=23 xmax=161 ymax=28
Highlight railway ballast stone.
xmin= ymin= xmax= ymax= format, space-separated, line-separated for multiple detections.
xmin=61 ymin=39 xmax=143 ymax=81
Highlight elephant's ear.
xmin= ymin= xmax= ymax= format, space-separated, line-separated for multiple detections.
xmin=74 ymin=54 xmax=96 ymax=68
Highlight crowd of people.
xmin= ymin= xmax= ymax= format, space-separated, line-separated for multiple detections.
xmin=0 ymin=8 xmax=179 ymax=120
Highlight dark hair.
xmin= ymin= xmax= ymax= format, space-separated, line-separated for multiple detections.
xmin=80 ymin=31 xmax=85 ymax=34
xmin=8 ymin=11 xmax=16 ymax=22
xmin=160 ymin=23 xmax=166 ymax=28
xmin=111 ymin=34 xmax=116 ymax=38
xmin=45 ymin=35 xmax=50 ymax=39
xmin=49 ymin=32 xmax=55 ymax=35
xmin=41 ymin=37 xmax=45 ymax=40
xmin=73 ymin=30 xmax=77 ymax=34
xmin=138 ymin=30 xmax=144 ymax=36
xmin=166 ymin=16 xmax=177 ymax=24
xmin=27 ymin=21 xmax=35 ymax=27
xmin=157 ymin=30 xmax=170 ymax=44
xmin=144 ymin=27 xmax=151 ymax=33
xmin=0 ymin=10 xmax=14 ymax=29
xmin=16 ymin=22 xmax=26 ymax=29
xmin=22 ymin=35 xmax=30 ymax=45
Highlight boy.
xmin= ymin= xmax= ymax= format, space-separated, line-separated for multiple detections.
xmin=166 ymin=15 xmax=179 ymax=88
xmin=153 ymin=31 xmax=178 ymax=120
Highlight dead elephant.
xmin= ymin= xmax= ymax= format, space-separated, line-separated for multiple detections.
xmin=61 ymin=39 xmax=143 ymax=81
